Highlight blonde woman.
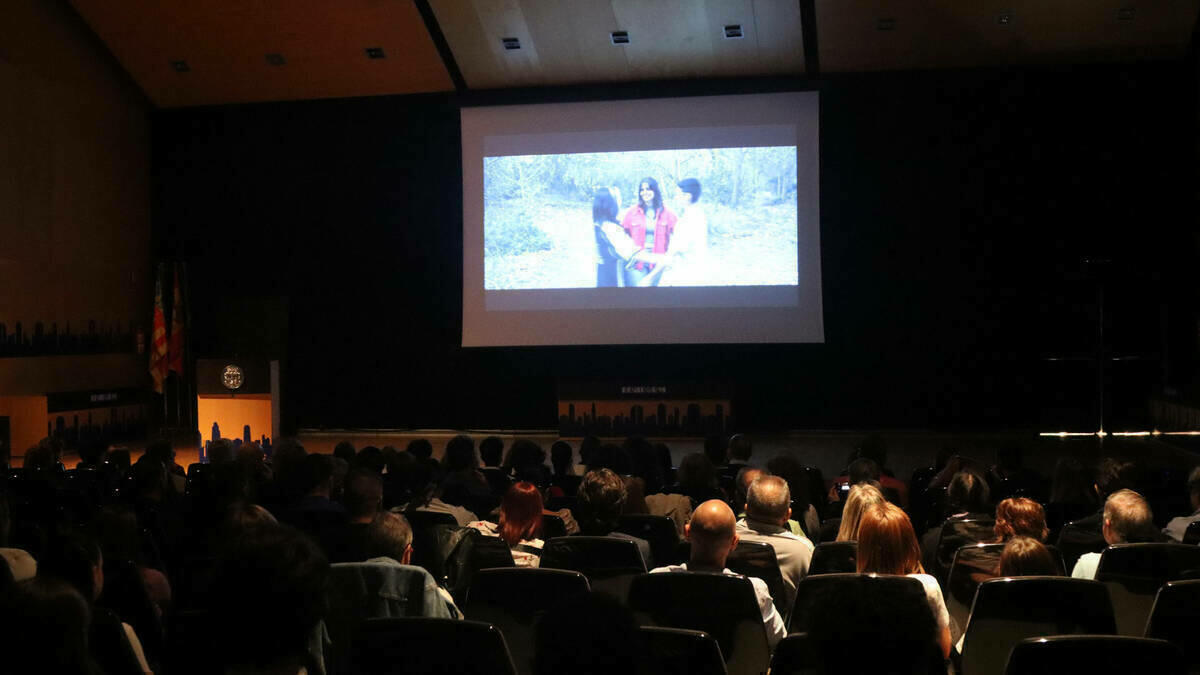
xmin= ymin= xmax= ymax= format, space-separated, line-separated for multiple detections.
xmin=836 ymin=483 xmax=886 ymax=542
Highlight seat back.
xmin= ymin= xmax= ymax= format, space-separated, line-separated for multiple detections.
xmin=1145 ymin=579 xmax=1200 ymax=672
xmin=1003 ymin=635 xmax=1184 ymax=675
xmin=615 ymin=514 xmax=681 ymax=567
xmin=808 ymin=541 xmax=857 ymax=575
xmin=351 ymin=618 xmax=517 ymax=675
xmin=637 ymin=626 xmax=727 ymax=675
xmin=326 ymin=561 xmax=454 ymax=673
xmin=463 ymin=568 xmax=590 ymax=675
xmin=725 ymin=540 xmax=788 ymax=622
xmin=541 ymin=513 xmax=568 ymax=539
xmin=935 ymin=517 xmax=995 ymax=579
xmin=960 ymin=577 xmax=1116 ymax=675
xmin=1096 ymin=543 xmax=1200 ymax=635
xmin=1183 ymin=521 xmax=1200 ymax=545
xmin=768 ymin=633 xmax=819 ymax=675
xmin=540 ymin=536 xmax=646 ymax=579
xmin=789 ymin=573 xmax=926 ymax=635
xmin=628 ymin=572 xmax=769 ymax=675
xmin=945 ymin=543 xmax=1004 ymax=642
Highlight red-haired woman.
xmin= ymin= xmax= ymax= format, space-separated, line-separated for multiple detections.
xmin=857 ymin=502 xmax=952 ymax=659
xmin=468 ymin=482 xmax=545 ymax=567
xmin=993 ymin=497 xmax=1049 ymax=542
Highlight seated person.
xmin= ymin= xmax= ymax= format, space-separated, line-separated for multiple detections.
xmin=209 ymin=523 xmax=329 ymax=674
xmin=998 ymin=536 xmax=1060 ymax=577
xmin=1058 ymin=458 xmax=1141 ymax=569
xmin=276 ymin=453 xmax=348 ymax=556
xmin=469 ymin=482 xmax=546 ymax=567
xmin=735 ymin=475 xmax=814 ymax=613
xmin=955 ymin=536 xmax=1063 ymax=655
xmin=836 ymin=482 xmax=886 ymax=542
xmin=920 ymin=470 xmax=992 ymax=573
xmin=993 ymin=497 xmax=1049 ymax=543
xmin=651 ymin=500 xmax=786 ymax=647
xmin=331 ymin=469 xmax=384 ymax=563
xmin=1163 ymin=467 xmax=1200 ymax=542
xmin=576 ymin=469 xmax=653 ymax=568
xmin=393 ymin=460 xmax=477 ymax=526
xmin=0 ymin=576 xmax=98 ymax=673
xmin=38 ymin=531 xmax=152 ymax=675
xmin=362 ymin=512 xmax=461 ymax=618
xmin=833 ymin=438 xmax=909 ymax=508
xmin=1071 ymin=489 xmax=1159 ymax=579
xmin=857 ymin=502 xmax=952 ymax=660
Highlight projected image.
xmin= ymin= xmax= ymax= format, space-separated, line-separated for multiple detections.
xmin=484 ymin=147 xmax=798 ymax=290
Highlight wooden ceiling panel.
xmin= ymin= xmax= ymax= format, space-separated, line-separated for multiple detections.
xmin=817 ymin=0 xmax=1200 ymax=73
xmin=430 ymin=0 xmax=804 ymax=90
xmin=67 ymin=1 xmax=454 ymax=108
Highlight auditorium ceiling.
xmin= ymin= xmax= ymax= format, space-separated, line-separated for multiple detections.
xmin=67 ymin=0 xmax=1200 ymax=108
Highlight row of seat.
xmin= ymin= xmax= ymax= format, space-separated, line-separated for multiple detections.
xmin=323 ymin=570 xmax=1200 ymax=675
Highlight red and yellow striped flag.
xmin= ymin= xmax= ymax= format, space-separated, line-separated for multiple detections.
xmin=150 ymin=264 xmax=168 ymax=393
xmin=168 ymin=263 xmax=185 ymax=375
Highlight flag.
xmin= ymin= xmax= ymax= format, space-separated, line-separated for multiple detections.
xmin=168 ymin=263 xmax=185 ymax=375
xmin=150 ymin=264 xmax=168 ymax=393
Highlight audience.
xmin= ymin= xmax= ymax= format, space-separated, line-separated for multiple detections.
xmin=1163 ymin=466 xmax=1200 ymax=542
xmin=439 ymin=434 xmax=494 ymax=515
xmin=1071 ymin=488 xmax=1158 ymax=579
xmin=0 ymin=576 xmax=99 ymax=674
xmin=8 ymin=433 xmax=1199 ymax=675
xmin=723 ymin=433 xmax=753 ymax=476
xmin=669 ymin=452 xmax=725 ymax=507
xmin=468 ymin=481 xmax=545 ymax=567
xmin=209 ymin=524 xmax=328 ymax=674
xmin=1058 ymin=458 xmax=1141 ymax=568
xmin=38 ymin=531 xmax=152 ymax=675
xmin=395 ymin=459 xmax=476 ymax=526
xmin=651 ymin=499 xmax=786 ymax=646
xmin=576 ymin=468 xmax=654 ymax=568
xmin=334 ymin=468 xmax=384 ymax=562
xmin=836 ymin=482 xmax=886 ymax=542
xmin=856 ymin=502 xmax=952 ymax=659
xmin=764 ymin=454 xmax=820 ymax=537
xmin=735 ymin=475 xmax=814 ymax=613
xmin=993 ymin=497 xmax=1049 ymax=542
xmin=998 ymin=536 xmax=1060 ymax=577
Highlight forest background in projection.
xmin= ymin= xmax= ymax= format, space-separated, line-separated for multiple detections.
xmin=484 ymin=147 xmax=798 ymax=290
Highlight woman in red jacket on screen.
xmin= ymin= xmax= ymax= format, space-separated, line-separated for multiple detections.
xmin=621 ymin=177 xmax=677 ymax=287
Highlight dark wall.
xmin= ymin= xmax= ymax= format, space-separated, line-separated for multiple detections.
xmin=153 ymin=61 xmax=1198 ymax=433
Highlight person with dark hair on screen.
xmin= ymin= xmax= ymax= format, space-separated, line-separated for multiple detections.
xmin=621 ymin=177 xmax=677 ymax=287
xmin=592 ymin=187 xmax=630 ymax=287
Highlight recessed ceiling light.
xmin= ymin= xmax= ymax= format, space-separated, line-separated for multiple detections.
xmin=365 ymin=47 xmax=385 ymax=59
xmin=265 ymin=53 xmax=285 ymax=66
xmin=501 ymin=37 xmax=521 ymax=50
xmin=997 ymin=11 xmax=1012 ymax=25
xmin=723 ymin=24 xmax=744 ymax=39
xmin=611 ymin=31 xmax=630 ymax=45
xmin=1116 ymin=7 xmax=1134 ymax=20
xmin=170 ymin=60 xmax=190 ymax=73
xmin=876 ymin=18 xmax=896 ymax=31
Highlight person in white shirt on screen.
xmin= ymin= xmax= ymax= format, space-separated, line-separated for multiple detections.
xmin=661 ymin=177 xmax=709 ymax=287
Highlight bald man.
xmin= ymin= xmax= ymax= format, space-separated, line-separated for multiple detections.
xmin=736 ymin=475 xmax=813 ymax=614
xmin=650 ymin=499 xmax=787 ymax=646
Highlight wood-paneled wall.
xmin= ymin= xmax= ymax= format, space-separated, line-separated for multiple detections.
xmin=0 ymin=0 xmax=151 ymax=394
